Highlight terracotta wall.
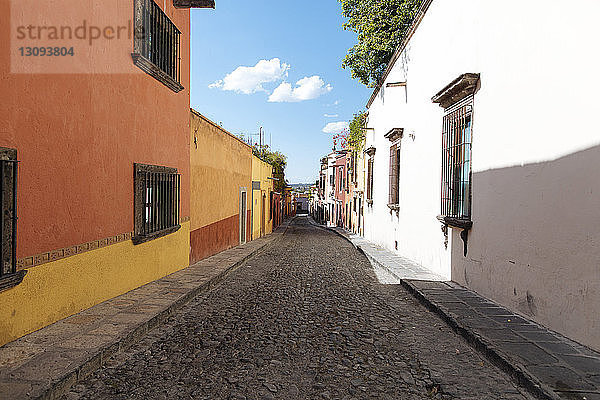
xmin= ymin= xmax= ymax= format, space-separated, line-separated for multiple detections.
xmin=189 ymin=110 xmax=252 ymax=264
xmin=0 ymin=0 xmax=191 ymax=259
xmin=0 ymin=0 xmax=194 ymax=345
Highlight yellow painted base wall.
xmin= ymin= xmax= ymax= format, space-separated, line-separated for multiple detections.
xmin=0 ymin=222 xmax=190 ymax=347
xmin=251 ymin=155 xmax=273 ymax=240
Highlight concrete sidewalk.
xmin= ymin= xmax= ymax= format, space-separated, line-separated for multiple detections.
xmin=0 ymin=220 xmax=292 ymax=400
xmin=328 ymin=224 xmax=600 ymax=400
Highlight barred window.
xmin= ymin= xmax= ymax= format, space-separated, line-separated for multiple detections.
xmin=133 ymin=163 xmax=181 ymax=244
xmin=366 ymin=158 xmax=374 ymax=201
xmin=388 ymin=144 xmax=400 ymax=206
xmin=0 ymin=148 xmax=23 ymax=291
xmin=133 ymin=0 xmax=183 ymax=92
xmin=441 ymin=101 xmax=472 ymax=220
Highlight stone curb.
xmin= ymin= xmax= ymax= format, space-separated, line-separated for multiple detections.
xmin=26 ymin=220 xmax=294 ymax=400
xmin=400 ymin=280 xmax=561 ymax=400
xmin=319 ymin=223 xmax=561 ymax=400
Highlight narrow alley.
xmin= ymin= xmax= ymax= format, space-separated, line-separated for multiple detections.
xmin=66 ymin=217 xmax=533 ymax=400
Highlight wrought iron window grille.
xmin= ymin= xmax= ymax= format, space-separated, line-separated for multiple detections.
xmin=0 ymin=148 xmax=26 ymax=293
xmin=133 ymin=163 xmax=181 ymax=244
xmin=440 ymin=98 xmax=473 ymax=224
xmin=132 ymin=0 xmax=183 ymax=92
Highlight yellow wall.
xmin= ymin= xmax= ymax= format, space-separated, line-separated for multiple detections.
xmin=251 ymin=155 xmax=274 ymax=239
xmin=190 ymin=110 xmax=252 ymax=231
xmin=0 ymin=222 xmax=190 ymax=347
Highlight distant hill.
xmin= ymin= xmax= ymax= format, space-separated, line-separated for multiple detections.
xmin=288 ymin=183 xmax=313 ymax=192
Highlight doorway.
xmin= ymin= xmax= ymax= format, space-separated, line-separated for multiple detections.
xmin=239 ymin=188 xmax=247 ymax=244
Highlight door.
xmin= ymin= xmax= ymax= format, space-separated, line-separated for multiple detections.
xmin=239 ymin=188 xmax=247 ymax=244
xmin=261 ymin=194 xmax=266 ymax=236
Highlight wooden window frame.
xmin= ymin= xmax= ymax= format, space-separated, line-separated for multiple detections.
xmin=439 ymin=99 xmax=473 ymax=225
xmin=388 ymin=143 xmax=401 ymax=210
xmin=433 ymin=73 xmax=479 ymax=230
xmin=366 ymin=157 xmax=374 ymax=204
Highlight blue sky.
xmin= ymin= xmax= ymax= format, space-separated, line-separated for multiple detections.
xmin=190 ymin=0 xmax=372 ymax=184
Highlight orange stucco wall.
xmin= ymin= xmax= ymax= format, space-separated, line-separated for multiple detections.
xmin=0 ymin=0 xmax=191 ymax=259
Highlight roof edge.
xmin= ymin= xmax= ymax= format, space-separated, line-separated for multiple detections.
xmin=366 ymin=0 xmax=434 ymax=109
xmin=190 ymin=108 xmax=252 ymax=149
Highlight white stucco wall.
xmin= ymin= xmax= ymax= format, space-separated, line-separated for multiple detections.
xmin=365 ymin=0 xmax=600 ymax=350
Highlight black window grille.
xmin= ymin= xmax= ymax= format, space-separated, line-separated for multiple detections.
xmin=133 ymin=164 xmax=180 ymax=244
xmin=388 ymin=144 xmax=400 ymax=205
xmin=136 ymin=0 xmax=181 ymax=84
xmin=269 ymin=191 xmax=273 ymax=221
xmin=366 ymin=158 xmax=374 ymax=201
xmin=441 ymin=102 xmax=472 ymax=220
xmin=0 ymin=151 xmax=18 ymax=280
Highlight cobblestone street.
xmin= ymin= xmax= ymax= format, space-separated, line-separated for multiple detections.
xmin=66 ymin=217 xmax=534 ymax=400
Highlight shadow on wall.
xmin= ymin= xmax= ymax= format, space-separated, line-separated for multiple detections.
xmin=451 ymin=144 xmax=600 ymax=351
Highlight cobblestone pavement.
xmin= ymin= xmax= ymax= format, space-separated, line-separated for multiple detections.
xmin=65 ymin=217 xmax=535 ymax=400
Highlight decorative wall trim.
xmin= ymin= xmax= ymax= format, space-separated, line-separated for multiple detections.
xmin=384 ymin=128 xmax=404 ymax=142
xmin=432 ymin=73 xmax=480 ymax=108
xmin=17 ymin=232 xmax=133 ymax=271
xmin=16 ymin=216 xmax=189 ymax=271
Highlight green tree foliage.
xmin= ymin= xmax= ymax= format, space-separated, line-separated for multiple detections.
xmin=347 ymin=111 xmax=367 ymax=152
xmin=340 ymin=0 xmax=422 ymax=87
xmin=253 ymin=145 xmax=288 ymax=193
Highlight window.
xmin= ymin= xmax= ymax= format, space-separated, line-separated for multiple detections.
xmin=366 ymin=158 xmax=374 ymax=202
xmin=441 ymin=102 xmax=472 ymax=220
xmin=353 ymin=152 xmax=358 ymax=184
xmin=269 ymin=191 xmax=273 ymax=221
xmin=133 ymin=163 xmax=181 ymax=244
xmin=133 ymin=0 xmax=183 ymax=92
xmin=432 ymin=73 xmax=478 ymax=227
xmin=388 ymin=144 xmax=401 ymax=207
xmin=364 ymin=146 xmax=375 ymax=203
xmin=0 ymin=148 xmax=24 ymax=292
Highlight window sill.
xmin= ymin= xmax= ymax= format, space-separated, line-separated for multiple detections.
xmin=132 ymin=225 xmax=181 ymax=245
xmin=387 ymin=203 xmax=400 ymax=211
xmin=437 ymin=216 xmax=472 ymax=230
xmin=0 ymin=270 xmax=27 ymax=294
xmin=131 ymin=53 xmax=184 ymax=93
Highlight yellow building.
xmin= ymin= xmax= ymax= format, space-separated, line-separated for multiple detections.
xmin=251 ymin=155 xmax=274 ymax=239
xmin=190 ymin=109 xmax=252 ymax=264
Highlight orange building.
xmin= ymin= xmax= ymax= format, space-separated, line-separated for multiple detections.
xmin=0 ymin=0 xmax=214 ymax=346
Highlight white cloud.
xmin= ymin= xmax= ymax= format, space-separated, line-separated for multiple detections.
xmin=209 ymin=58 xmax=289 ymax=94
xmin=322 ymin=121 xmax=349 ymax=134
xmin=268 ymin=76 xmax=333 ymax=103
xmin=324 ymin=113 xmax=338 ymax=118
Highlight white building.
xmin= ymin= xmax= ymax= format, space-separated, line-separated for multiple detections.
xmin=363 ymin=0 xmax=600 ymax=351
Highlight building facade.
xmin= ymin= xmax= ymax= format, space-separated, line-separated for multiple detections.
xmin=251 ymin=155 xmax=274 ymax=240
xmin=364 ymin=0 xmax=600 ymax=351
xmin=0 ymin=0 xmax=214 ymax=346
xmin=189 ymin=109 xmax=252 ymax=264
